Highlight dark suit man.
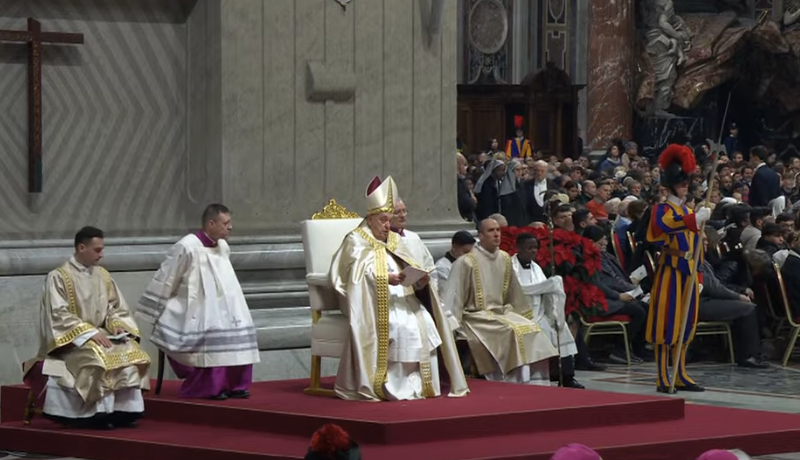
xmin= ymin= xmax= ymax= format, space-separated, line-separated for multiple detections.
xmin=748 ymin=146 xmax=780 ymax=207
xmin=522 ymin=160 xmax=554 ymax=225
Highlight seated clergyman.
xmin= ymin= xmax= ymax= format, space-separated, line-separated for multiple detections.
xmin=330 ymin=176 xmax=468 ymax=401
xmin=24 ymin=227 xmax=150 ymax=429
xmin=444 ymin=218 xmax=558 ymax=384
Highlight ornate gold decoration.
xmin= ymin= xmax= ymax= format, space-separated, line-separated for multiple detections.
xmin=312 ymin=199 xmax=361 ymax=220
xmin=466 ymin=253 xmax=538 ymax=363
xmin=87 ymin=340 xmax=151 ymax=370
xmin=47 ymin=322 xmax=95 ymax=353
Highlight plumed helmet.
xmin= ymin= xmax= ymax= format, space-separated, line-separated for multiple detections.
xmin=658 ymin=144 xmax=696 ymax=188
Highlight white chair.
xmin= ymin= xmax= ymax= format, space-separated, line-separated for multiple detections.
xmin=300 ymin=199 xmax=362 ymax=396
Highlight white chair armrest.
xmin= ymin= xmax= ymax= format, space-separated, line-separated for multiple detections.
xmin=306 ymin=273 xmax=330 ymax=286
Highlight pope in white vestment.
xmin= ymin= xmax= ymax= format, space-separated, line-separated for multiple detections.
xmin=138 ymin=205 xmax=259 ymax=399
xmin=331 ymin=176 xmax=468 ymax=401
xmin=24 ymin=227 xmax=150 ymax=428
xmin=444 ymin=218 xmax=558 ymax=385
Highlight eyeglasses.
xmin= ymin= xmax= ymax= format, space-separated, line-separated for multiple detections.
xmin=394 ymin=210 xmax=408 ymax=216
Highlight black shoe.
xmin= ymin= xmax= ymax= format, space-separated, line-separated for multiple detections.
xmin=209 ymin=392 xmax=229 ymax=400
xmin=676 ymin=383 xmax=705 ymax=392
xmin=575 ymin=360 xmax=607 ymax=372
xmin=563 ymin=378 xmax=585 ymax=389
xmin=656 ymin=385 xmax=677 ymax=394
xmin=229 ymin=390 xmax=250 ymax=399
xmin=738 ymin=357 xmax=770 ymax=369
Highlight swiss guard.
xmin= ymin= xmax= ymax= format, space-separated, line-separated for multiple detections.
xmin=645 ymin=144 xmax=710 ymax=394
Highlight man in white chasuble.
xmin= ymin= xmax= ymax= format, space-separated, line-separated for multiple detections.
xmin=24 ymin=227 xmax=150 ymax=429
xmin=330 ymin=176 xmax=468 ymax=401
xmin=138 ymin=204 xmax=259 ymax=400
xmin=444 ymin=219 xmax=558 ymax=384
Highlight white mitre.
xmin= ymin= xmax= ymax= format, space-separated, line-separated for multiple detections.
xmin=365 ymin=175 xmax=399 ymax=215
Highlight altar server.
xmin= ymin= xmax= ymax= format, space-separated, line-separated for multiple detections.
xmin=24 ymin=226 xmax=150 ymax=428
xmin=138 ymin=204 xmax=259 ymax=400
xmin=511 ymin=232 xmax=581 ymax=388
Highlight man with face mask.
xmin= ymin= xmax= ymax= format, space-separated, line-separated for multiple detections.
xmin=329 ymin=176 xmax=467 ymax=401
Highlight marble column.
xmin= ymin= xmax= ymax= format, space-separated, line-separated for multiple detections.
xmin=586 ymin=0 xmax=634 ymax=150
xmin=187 ymin=0 xmax=465 ymax=233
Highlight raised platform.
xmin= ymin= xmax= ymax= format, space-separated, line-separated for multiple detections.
xmin=2 ymin=379 xmax=800 ymax=460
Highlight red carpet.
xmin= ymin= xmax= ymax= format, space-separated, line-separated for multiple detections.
xmin=2 ymin=378 xmax=800 ymax=460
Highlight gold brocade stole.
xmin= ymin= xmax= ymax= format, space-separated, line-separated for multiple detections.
xmin=55 ymin=267 xmax=149 ymax=370
xmin=465 ymin=253 xmax=538 ymax=362
xmin=354 ymin=228 xmax=435 ymax=399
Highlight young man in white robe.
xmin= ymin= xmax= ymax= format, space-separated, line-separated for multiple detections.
xmin=330 ymin=176 xmax=468 ymax=401
xmin=511 ymin=232 xmax=583 ymax=389
xmin=138 ymin=204 xmax=259 ymax=400
xmin=24 ymin=226 xmax=150 ymax=428
xmin=444 ymin=218 xmax=558 ymax=385
xmin=433 ymin=230 xmax=476 ymax=303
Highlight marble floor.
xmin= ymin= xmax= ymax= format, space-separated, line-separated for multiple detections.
xmin=4 ymin=362 xmax=800 ymax=460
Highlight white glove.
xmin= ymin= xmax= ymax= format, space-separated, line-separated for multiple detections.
xmin=695 ymin=206 xmax=711 ymax=224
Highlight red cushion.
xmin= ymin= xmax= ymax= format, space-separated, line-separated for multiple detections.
xmin=587 ymin=315 xmax=631 ymax=323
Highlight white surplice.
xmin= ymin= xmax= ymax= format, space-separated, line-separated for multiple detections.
xmin=137 ymin=234 xmax=260 ymax=368
xmin=384 ymin=255 xmax=443 ymax=400
xmin=433 ymin=255 xmax=454 ymax=305
xmin=511 ymin=255 xmax=577 ymax=357
xmin=401 ymin=229 xmax=435 ymax=270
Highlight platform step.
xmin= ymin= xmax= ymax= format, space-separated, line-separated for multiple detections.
xmin=3 ymin=405 xmax=800 ymax=460
xmin=1 ymin=379 xmax=685 ymax=444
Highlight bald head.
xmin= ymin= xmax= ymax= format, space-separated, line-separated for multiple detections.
xmin=533 ymin=160 xmax=548 ymax=181
xmin=478 ymin=218 xmax=501 ymax=252
xmin=487 ymin=213 xmax=508 ymax=227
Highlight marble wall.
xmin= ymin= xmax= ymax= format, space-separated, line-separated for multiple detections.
xmin=186 ymin=0 xmax=465 ymax=233
xmin=586 ymin=0 xmax=634 ymax=150
xmin=0 ymin=0 xmax=190 ymax=239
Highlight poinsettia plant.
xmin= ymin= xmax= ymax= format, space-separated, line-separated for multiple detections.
xmin=500 ymin=226 xmax=608 ymax=319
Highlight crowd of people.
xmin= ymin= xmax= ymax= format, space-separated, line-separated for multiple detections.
xmin=449 ymin=127 xmax=800 ymax=386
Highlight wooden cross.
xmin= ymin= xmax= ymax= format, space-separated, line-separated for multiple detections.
xmin=0 ymin=19 xmax=83 ymax=193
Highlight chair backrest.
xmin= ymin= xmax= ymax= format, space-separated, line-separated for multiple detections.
xmin=610 ymin=229 xmax=626 ymax=270
xmin=300 ymin=199 xmax=363 ymax=312
xmin=300 ymin=218 xmax=363 ymax=275
xmin=643 ymin=250 xmax=656 ymax=281
xmin=773 ymin=261 xmax=799 ymax=327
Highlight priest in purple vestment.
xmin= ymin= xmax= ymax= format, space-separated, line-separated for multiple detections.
xmin=138 ymin=204 xmax=260 ymax=400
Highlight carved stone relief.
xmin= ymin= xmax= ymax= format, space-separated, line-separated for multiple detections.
xmin=467 ymin=0 xmax=509 ymax=83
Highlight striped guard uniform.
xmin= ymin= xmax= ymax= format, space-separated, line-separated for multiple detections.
xmin=645 ymin=196 xmax=704 ymax=389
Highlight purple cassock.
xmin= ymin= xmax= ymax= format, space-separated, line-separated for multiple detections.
xmin=167 ymin=231 xmax=254 ymax=399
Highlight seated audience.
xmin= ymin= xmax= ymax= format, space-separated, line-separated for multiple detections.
xmin=698 ymin=240 xmax=768 ymax=369
xmin=756 ymin=222 xmax=785 ymax=257
xmin=583 ymin=225 xmax=649 ymax=364
xmin=780 ymin=230 xmax=800 ymax=320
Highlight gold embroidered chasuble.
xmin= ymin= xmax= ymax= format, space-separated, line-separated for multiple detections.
xmin=330 ymin=223 xmax=468 ymax=401
xmin=26 ymin=259 xmax=150 ymax=405
xmin=444 ymin=244 xmax=558 ymax=376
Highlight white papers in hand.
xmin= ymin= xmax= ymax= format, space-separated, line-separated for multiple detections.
xmin=630 ymin=265 xmax=647 ymax=285
xmin=401 ymin=265 xmax=432 ymax=286
xmin=624 ymin=286 xmax=644 ymax=299
xmin=107 ymin=332 xmax=130 ymax=341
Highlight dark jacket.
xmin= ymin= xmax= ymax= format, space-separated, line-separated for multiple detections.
xmin=781 ymin=252 xmax=800 ymax=319
xmin=749 ymin=165 xmax=781 ymax=207
xmin=597 ymin=252 xmax=637 ymax=315
xmin=457 ymin=176 xmax=476 ymax=222
xmin=475 ymin=178 xmax=500 ymax=221
xmin=521 ymin=179 xmax=554 ymax=224
xmin=699 ymin=262 xmax=740 ymax=301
